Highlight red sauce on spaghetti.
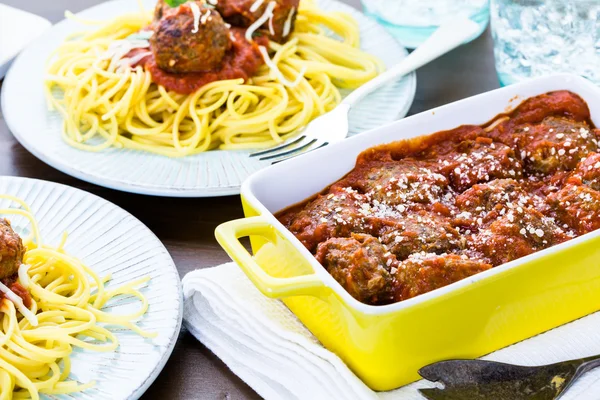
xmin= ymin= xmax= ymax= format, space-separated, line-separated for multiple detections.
xmin=1 ymin=277 xmax=32 ymax=308
xmin=132 ymin=28 xmax=268 ymax=95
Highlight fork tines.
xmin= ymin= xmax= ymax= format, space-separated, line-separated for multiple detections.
xmin=249 ymin=135 xmax=306 ymax=158
xmin=249 ymin=135 xmax=328 ymax=163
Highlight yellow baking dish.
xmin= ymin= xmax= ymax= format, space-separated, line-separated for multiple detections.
xmin=216 ymin=74 xmax=600 ymax=391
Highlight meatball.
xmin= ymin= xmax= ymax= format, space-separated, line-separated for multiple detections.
xmin=567 ymin=152 xmax=600 ymax=191
xmin=316 ymin=234 xmax=398 ymax=305
xmin=0 ymin=219 xmax=24 ymax=280
xmin=454 ymin=179 xmax=544 ymax=228
xmin=339 ymin=159 xmax=450 ymax=207
xmin=283 ymin=186 xmax=398 ymax=252
xmin=435 ymin=137 xmax=523 ymax=192
xmin=509 ymin=91 xmax=591 ymax=127
xmin=151 ymin=2 xmax=231 ymax=73
xmin=471 ymin=207 xmax=568 ymax=266
xmin=153 ymin=0 xmax=169 ymax=22
xmin=394 ymin=253 xmax=491 ymax=301
xmin=547 ymin=183 xmax=600 ymax=235
xmin=456 ymin=179 xmax=527 ymax=213
xmin=284 ymin=187 xmax=366 ymax=252
xmin=516 ymin=117 xmax=598 ymax=175
xmin=379 ymin=210 xmax=463 ymax=260
xmin=216 ymin=0 xmax=299 ymax=42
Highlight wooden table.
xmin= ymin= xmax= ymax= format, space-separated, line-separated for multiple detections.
xmin=0 ymin=1 xmax=500 ymax=398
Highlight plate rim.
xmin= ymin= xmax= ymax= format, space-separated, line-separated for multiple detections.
xmin=1 ymin=0 xmax=416 ymax=198
xmin=0 ymin=175 xmax=183 ymax=399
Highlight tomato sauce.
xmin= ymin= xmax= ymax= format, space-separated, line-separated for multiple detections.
xmin=1 ymin=276 xmax=32 ymax=308
xmin=276 ymin=91 xmax=600 ymax=305
xmin=133 ymin=28 xmax=268 ymax=95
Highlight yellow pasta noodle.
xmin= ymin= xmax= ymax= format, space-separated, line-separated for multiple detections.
xmin=44 ymin=0 xmax=384 ymax=157
xmin=0 ymin=196 xmax=155 ymax=400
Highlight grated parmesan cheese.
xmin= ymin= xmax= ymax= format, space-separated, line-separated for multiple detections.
xmin=102 ymin=39 xmax=150 ymax=70
xmin=189 ymin=2 xmax=201 ymax=33
xmin=245 ymin=1 xmax=276 ymax=42
xmin=249 ymin=0 xmax=265 ymax=12
xmin=282 ymin=7 xmax=296 ymax=37
xmin=268 ymin=13 xmax=275 ymax=36
xmin=258 ymin=45 xmax=307 ymax=87
xmin=18 ymin=263 xmax=30 ymax=289
xmin=0 ymin=280 xmax=38 ymax=327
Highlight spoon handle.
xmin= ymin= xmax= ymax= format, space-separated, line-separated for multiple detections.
xmin=341 ymin=17 xmax=480 ymax=108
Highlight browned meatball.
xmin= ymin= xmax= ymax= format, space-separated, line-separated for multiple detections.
xmin=435 ymin=137 xmax=523 ymax=193
xmin=394 ymin=253 xmax=491 ymax=301
xmin=567 ymin=152 xmax=600 ymax=191
xmin=516 ymin=117 xmax=598 ymax=175
xmin=379 ymin=210 xmax=463 ymax=260
xmin=282 ymin=187 xmax=373 ymax=252
xmin=284 ymin=183 xmax=439 ymax=253
xmin=316 ymin=234 xmax=398 ymax=305
xmin=547 ymin=183 xmax=600 ymax=235
xmin=151 ymin=1 xmax=231 ymax=73
xmin=471 ymin=207 xmax=568 ymax=266
xmin=508 ymin=91 xmax=592 ymax=128
xmin=0 ymin=219 xmax=25 ymax=280
xmin=216 ymin=0 xmax=299 ymax=42
xmin=454 ymin=179 xmax=546 ymax=229
xmin=338 ymin=159 xmax=450 ymax=207
xmin=153 ymin=0 xmax=169 ymax=21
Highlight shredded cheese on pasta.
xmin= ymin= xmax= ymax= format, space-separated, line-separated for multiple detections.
xmin=258 ymin=45 xmax=306 ymax=88
xmin=190 ymin=2 xmax=201 ymax=33
xmin=17 ymin=263 xmax=30 ymax=289
xmin=282 ymin=7 xmax=295 ymax=37
xmin=245 ymin=1 xmax=276 ymax=42
xmin=0 ymin=281 xmax=38 ymax=327
xmin=249 ymin=0 xmax=265 ymax=12
xmin=268 ymin=13 xmax=275 ymax=35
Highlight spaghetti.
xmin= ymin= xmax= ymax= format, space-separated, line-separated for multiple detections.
xmin=0 ymin=196 xmax=154 ymax=400
xmin=44 ymin=0 xmax=384 ymax=157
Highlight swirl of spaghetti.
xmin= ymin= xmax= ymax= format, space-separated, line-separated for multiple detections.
xmin=44 ymin=0 xmax=384 ymax=156
xmin=0 ymin=196 xmax=155 ymax=400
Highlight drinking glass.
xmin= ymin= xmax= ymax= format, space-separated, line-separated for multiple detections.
xmin=360 ymin=0 xmax=490 ymax=48
xmin=491 ymin=0 xmax=600 ymax=86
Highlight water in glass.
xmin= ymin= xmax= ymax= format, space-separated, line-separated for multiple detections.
xmin=491 ymin=0 xmax=600 ymax=86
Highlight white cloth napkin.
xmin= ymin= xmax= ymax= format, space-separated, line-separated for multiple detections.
xmin=183 ymin=262 xmax=600 ymax=400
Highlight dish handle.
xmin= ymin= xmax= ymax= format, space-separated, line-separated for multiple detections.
xmin=215 ymin=216 xmax=326 ymax=298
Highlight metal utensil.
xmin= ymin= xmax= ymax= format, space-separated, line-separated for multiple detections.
xmin=418 ymin=355 xmax=600 ymax=400
xmin=250 ymin=17 xmax=481 ymax=163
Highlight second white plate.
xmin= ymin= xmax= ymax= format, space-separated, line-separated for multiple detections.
xmin=2 ymin=0 xmax=416 ymax=197
xmin=0 ymin=176 xmax=182 ymax=399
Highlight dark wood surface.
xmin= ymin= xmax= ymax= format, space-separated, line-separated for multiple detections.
xmin=0 ymin=1 xmax=500 ymax=398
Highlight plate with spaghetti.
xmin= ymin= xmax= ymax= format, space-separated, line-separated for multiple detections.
xmin=2 ymin=0 xmax=416 ymax=197
xmin=0 ymin=176 xmax=182 ymax=399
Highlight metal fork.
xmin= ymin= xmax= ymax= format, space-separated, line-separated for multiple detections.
xmin=418 ymin=355 xmax=600 ymax=400
xmin=250 ymin=17 xmax=482 ymax=163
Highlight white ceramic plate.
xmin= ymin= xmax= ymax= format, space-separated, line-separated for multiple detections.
xmin=1 ymin=0 xmax=416 ymax=197
xmin=0 ymin=176 xmax=182 ymax=399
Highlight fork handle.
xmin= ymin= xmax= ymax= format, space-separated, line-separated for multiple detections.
xmin=341 ymin=17 xmax=482 ymax=108
xmin=579 ymin=354 xmax=600 ymax=374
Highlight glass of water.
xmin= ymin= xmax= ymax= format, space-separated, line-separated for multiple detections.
xmin=361 ymin=0 xmax=490 ymax=48
xmin=491 ymin=0 xmax=600 ymax=86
